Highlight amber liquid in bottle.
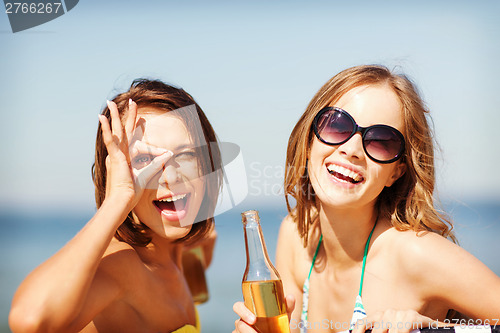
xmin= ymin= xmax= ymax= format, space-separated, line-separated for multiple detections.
xmin=241 ymin=210 xmax=290 ymax=333
xmin=242 ymin=280 xmax=290 ymax=332
xmin=182 ymin=246 xmax=209 ymax=304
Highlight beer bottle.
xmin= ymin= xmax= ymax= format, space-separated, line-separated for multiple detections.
xmin=182 ymin=246 xmax=209 ymax=304
xmin=241 ymin=210 xmax=290 ymax=333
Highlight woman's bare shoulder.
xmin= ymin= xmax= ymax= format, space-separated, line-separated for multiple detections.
xmin=278 ymin=214 xmax=300 ymax=239
xmin=391 ymin=228 xmax=456 ymax=259
xmin=277 ymin=214 xmax=315 ymax=285
xmin=384 ymin=225 xmax=500 ymax=316
xmin=277 ymin=214 xmax=305 ymax=256
xmin=98 ymin=239 xmax=146 ymax=283
xmin=383 ymin=226 xmax=486 ymax=286
xmin=383 ymin=227 xmax=456 ymax=267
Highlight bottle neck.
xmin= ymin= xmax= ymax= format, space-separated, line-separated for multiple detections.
xmin=243 ymin=219 xmax=275 ymax=281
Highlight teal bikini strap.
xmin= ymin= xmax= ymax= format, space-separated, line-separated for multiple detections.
xmin=358 ymin=222 xmax=377 ymax=297
xmin=307 ymin=234 xmax=323 ymax=280
xmin=307 ymin=220 xmax=376 ymax=290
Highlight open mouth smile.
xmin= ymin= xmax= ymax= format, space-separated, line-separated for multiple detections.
xmin=326 ymin=163 xmax=364 ymax=184
xmin=153 ymin=193 xmax=190 ymax=221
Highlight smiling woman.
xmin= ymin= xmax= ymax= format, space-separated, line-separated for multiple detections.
xmin=233 ymin=65 xmax=500 ymax=333
xmin=93 ymin=80 xmax=221 ymax=247
xmin=130 ymin=111 xmax=206 ymax=237
xmin=9 ymin=79 xmax=222 ymax=333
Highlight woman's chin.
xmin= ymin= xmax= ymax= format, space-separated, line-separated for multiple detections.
xmin=161 ymin=225 xmax=192 ymax=241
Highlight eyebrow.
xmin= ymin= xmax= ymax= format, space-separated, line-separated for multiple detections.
xmin=174 ymin=143 xmax=196 ymax=151
xmin=137 ymin=141 xmax=197 ymax=152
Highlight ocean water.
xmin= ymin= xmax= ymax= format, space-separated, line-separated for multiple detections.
xmin=0 ymin=202 xmax=498 ymax=333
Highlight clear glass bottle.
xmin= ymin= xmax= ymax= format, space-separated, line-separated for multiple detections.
xmin=241 ymin=210 xmax=290 ymax=333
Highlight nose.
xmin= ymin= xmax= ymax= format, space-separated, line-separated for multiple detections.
xmin=338 ymin=132 xmax=364 ymax=160
xmin=160 ymin=164 xmax=180 ymax=186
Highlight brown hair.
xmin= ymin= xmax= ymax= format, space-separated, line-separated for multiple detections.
xmin=92 ymin=79 xmax=222 ymax=246
xmin=285 ymin=65 xmax=455 ymax=246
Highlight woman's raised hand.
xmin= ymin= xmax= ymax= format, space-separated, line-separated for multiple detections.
xmin=98 ymin=99 xmax=172 ymax=209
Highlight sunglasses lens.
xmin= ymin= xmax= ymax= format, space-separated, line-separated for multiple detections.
xmin=364 ymin=127 xmax=403 ymax=162
xmin=316 ymin=110 xmax=353 ymax=144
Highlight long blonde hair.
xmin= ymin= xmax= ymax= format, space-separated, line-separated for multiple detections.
xmin=285 ymin=65 xmax=455 ymax=246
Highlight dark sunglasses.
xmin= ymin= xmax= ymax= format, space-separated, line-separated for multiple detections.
xmin=312 ymin=107 xmax=405 ymax=164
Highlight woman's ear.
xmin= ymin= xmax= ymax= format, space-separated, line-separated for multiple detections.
xmin=385 ymin=162 xmax=406 ymax=187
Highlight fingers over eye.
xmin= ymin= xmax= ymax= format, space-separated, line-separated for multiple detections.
xmin=130 ymin=140 xmax=171 ymax=157
xmin=124 ymin=99 xmax=137 ymax=138
xmin=106 ymin=100 xmax=123 ymax=140
xmin=132 ymin=152 xmax=173 ymax=188
xmin=99 ymin=115 xmax=118 ymax=154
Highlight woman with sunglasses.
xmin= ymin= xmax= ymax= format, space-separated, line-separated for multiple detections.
xmin=233 ymin=65 xmax=500 ymax=333
xmin=9 ymin=79 xmax=221 ymax=332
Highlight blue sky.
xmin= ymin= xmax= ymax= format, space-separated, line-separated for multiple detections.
xmin=1 ymin=0 xmax=499 ymax=212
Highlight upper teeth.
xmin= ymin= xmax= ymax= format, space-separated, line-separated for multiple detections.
xmin=327 ymin=164 xmax=363 ymax=182
xmin=158 ymin=194 xmax=187 ymax=202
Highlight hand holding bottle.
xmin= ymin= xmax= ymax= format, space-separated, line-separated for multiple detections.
xmin=233 ymin=295 xmax=295 ymax=333
xmin=236 ymin=210 xmax=294 ymax=333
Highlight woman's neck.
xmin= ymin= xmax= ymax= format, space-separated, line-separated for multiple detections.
xmin=318 ymin=203 xmax=378 ymax=269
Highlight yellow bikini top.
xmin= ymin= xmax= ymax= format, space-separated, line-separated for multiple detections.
xmin=171 ymin=308 xmax=201 ymax=333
